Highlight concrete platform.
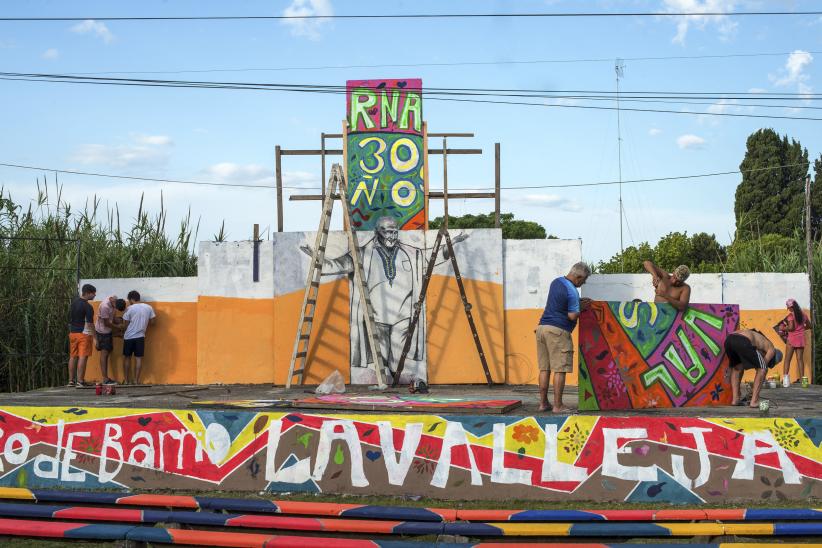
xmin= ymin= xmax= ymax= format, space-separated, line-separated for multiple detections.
xmin=1 ymin=382 xmax=819 ymax=417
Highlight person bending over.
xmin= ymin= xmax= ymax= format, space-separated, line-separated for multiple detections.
xmin=724 ymin=328 xmax=782 ymax=407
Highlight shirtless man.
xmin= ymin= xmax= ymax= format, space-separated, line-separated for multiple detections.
xmin=724 ymin=329 xmax=783 ymax=407
xmin=643 ymin=260 xmax=691 ymax=312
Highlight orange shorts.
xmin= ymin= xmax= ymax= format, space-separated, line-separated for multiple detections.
xmin=69 ymin=333 xmax=93 ymax=358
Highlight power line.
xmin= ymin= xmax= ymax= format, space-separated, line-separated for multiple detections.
xmin=2 ymin=73 xmax=822 ymax=122
xmin=0 ymin=11 xmax=819 ymax=22
xmin=63 ymin=50 xmax=822 ymax=76
xmin=4 ymin=72 xmax=822 ymax=98
xmin=0 ymin=161 xmax=808 ymax=192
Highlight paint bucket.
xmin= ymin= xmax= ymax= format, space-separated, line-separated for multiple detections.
xmin=802 ymin=376 xmax=810 ymax=388
xmin=767 ymin=379 xmax=777 ymax=389
xmin=759 ymin=400 xmax=770 ymax=414
xmin=95 ymin=383 xmax=102 ymax=395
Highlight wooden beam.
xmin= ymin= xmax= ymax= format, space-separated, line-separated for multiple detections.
xmin=280 ymin=149 xmax=343 ymax=156
xmin=277 ymin=148 xmax=478 ymax=156
xmin=443 ymin=137 xmax=449 ymax=229
xmin=423 ymin=121 xmax=429 ymax=231
xmin=495 ymin=142 xmax=501 ymax=229
xmin=290 ymin=191 xmax=495 ymax=201
xmin=275 ymin=145 xmax=283 ymax=232
xmin=428 ymin=148 xmax=482 ymax=155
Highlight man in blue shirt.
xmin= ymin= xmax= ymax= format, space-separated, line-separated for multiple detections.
xmin=536 ymin=262 xmax=592 ymax=412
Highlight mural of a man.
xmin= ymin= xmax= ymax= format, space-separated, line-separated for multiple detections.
xmin=300 ymin=216 xmax=466 ymax=383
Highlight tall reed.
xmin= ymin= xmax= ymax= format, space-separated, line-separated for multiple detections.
xmin=0 ymin=178 xmax=198 ymax=391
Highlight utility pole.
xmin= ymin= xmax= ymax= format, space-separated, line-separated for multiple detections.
xmin=616 ymin=59 xmax=625 ymax=272
xmin=805 ymin=174 xmax=815 ymax=380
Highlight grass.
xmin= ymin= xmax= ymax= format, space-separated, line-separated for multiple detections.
xmin=0 ymin=177 xmax=198 ymax=392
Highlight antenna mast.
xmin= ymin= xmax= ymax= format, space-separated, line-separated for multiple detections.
xmin=615 ymin=59 xmax=625 ymax=272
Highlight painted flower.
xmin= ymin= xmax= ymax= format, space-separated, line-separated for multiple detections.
xmin=512 ymin=424 xmax=540 ymax=445
xmin=558 ymin=422 xmax=590 ymax=455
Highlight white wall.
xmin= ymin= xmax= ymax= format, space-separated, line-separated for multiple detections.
xmin=198 ymin=241 xmax=274 ymax=299
xmin=81 ymin=277 xmax=198 ymax=303
xmin=581 ymin=272 xmax=809 ymax=309
xmin=723 ymin=273 xmax=810 ymax=309
xmin=503 ymin=239 xmax=582 ymax=310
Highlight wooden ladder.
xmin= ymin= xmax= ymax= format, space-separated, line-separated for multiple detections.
xmin=391 ymin=225 xmax=493 ymax=387
xmin=285 ymin=164 xmax=386 ymax=389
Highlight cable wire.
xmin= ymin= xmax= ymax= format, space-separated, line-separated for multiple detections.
xmin=0 ymin=161 xmax=809 ymax=192
xmin=0 ymin=11 xmax=820 ymax=21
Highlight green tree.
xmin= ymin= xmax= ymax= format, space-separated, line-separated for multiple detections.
xmin=596 ymin=232 xmax=726 ymax=274
xmin=689 ymin=232 xmax=726 ymax=272
xmin=428 ymin=212 xmax=554 ymax=239
xmin=812 ymin=154 xmax=822 ymax=239
xmin=596 ymin=242 xmax=655 ymax=273
xmin=735 ymin=128 xmax=809 ymax=239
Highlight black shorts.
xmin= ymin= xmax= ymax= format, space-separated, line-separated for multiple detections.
xmin=724 ymin=334 xmax=768 ymax=371
xmin=123 ymin=337 xmax=145 ymax=358
xmin=95 ymin=332 xmax=113 ymax=352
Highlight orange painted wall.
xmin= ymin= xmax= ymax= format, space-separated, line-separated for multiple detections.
xmin=85 ymin=301 xmax=198 ymax=384
xmin=426 ymin=276 xmax=505 ymax=384
xmin=272 ymin=279 xmax=351 ymax=386
xmin=504 ymin=309 xmax=579 ymax=386
xmin=196 ymin=296 xmax=276 ymax=384
xmin=739 ymin=310 xmax=813 ymax=383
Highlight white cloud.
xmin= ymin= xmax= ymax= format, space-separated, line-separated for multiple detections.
xmin=677 ymin=134 xmax=706 ymax=149
xmin=42 ymin=48 xmax=59 ymax=60
xmin=136 ymin=135 xmax=173 ymax=146
xmin=662 ymin=0 xmax=738 ymax=45
xmin=282 ymin=0 xmax=333 ymax=40
xmin=200 ymin=163 xmax=317 ymax=190
xmin=706 ymin=98 xmax=735 ymax=114
xmin=748 ymin=87 xmax=767 ymax=94
xmin=70 ymin=19 xmax=114 ymax=43
xmin=71 ymin=134 xmax=173 ymax=170
xmin=649 ymin=127 xmax=662 ymax=136
xmin=770 ymin=50 xmax=813 ymax=99
xmin=511 ymin=193 xmax=581 ymax=212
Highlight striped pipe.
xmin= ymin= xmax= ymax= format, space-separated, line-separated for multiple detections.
xmin=2 ymin=488 xmax=821 ymax=524
xmin=0 ymin=503 xmax=821 ymax=538
xmin=1 ymin=517 xmax=822 ymax=547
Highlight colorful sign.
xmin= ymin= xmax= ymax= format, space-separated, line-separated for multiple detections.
xmin=578 ymin=302 xmax=739 ymax=410
xmin=346 ymin=79 xmax=425 ymax=231
xmin=0 ymin=406 xmax=818 ymax=502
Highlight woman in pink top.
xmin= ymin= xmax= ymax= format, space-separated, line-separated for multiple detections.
xmin=783 ymin=298 xmax=812 ymax=386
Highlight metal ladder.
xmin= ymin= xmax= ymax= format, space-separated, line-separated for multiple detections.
xmin=285 ymin=163 xmax=386 ymax=389
xmin=391 ymin=225 xmax=493 ymax=387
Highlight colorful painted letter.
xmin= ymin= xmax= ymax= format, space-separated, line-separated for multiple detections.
xmin=578 ymin=302 xmax=739 ymax=410
xmin=346 ymin=79 xmax=425 ymax=231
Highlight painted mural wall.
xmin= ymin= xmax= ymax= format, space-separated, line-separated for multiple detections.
xmin=81 ymin=239 xmax=810 ymax=387
xmin=0 ymin=406 xmax=818 ymax=502
xmin=346 ymin=79 xmax=425 ymax=231
xmin=578 ymin=302 xmax=738 ymax=410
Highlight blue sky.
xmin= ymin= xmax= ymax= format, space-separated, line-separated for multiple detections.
xmin=0 ymin=0 xmax=821 ymax=262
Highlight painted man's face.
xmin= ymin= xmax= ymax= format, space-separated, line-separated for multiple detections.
xmin=376 ymin=219 xmax=399 ymax=249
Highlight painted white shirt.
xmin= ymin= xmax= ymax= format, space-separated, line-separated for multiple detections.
xmin=122 ymin=302 xmax=156 ymax=340
xmin=367 ymin=246 xmax=414 ymax=326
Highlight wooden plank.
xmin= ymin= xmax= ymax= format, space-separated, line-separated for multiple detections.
xmin=279 ymin=149 xmax=343 ymax=156
xmin=291 ymin=192 xmax=495 ymax=201
xmin=423 ymin=121 xmax=429 ymax=231
xmin=275 ymin=145 xmax=283 ymax=232
xmin=495 ymin=142 xmax=501 ymax=229
xmin=428 ymin=148 xmax=482 ymax=155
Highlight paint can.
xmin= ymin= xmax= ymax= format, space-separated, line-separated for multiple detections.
xmin=95 ymin=383 xmax=102 ymax=395
xmin=759 ymin=400 xmax=770 ymax=414
xmin=767 ymin=379 xmax=777 ymax=389
xmin=802 ymin=376 xmax=810 ymax=388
